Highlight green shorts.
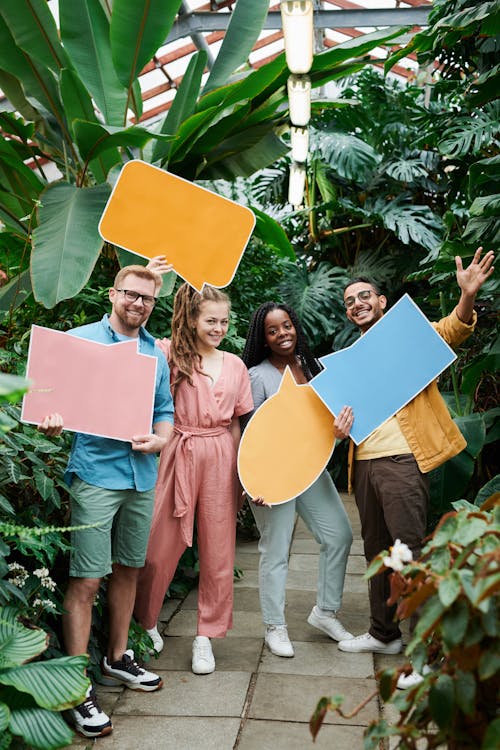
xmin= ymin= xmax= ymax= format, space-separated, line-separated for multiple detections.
xmin=69 ymin=478 xmax=155 ymax=578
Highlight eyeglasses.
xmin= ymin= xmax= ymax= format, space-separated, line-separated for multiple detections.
xmin=115 ymin=289 xmax=157 ymax=307
xmin=343 ymin=289 xmax=379 ymax=309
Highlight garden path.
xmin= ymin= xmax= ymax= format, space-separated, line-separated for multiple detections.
xmin=70 ymin=494 xmax=408 ymax=750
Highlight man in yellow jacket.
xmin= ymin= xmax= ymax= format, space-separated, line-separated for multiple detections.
xmin=337 ymin=247 xmax=495 ymax=667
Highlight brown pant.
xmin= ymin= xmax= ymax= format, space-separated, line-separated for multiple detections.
xmin=354 ymin=455 xmax=428 ymax=643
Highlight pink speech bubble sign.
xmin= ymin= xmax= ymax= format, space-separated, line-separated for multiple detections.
xmin=21 ymin=326 xmax=157 ymax=441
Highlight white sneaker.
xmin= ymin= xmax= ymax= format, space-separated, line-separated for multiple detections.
xmin=146 ymin=625 xmax=164 ymax=654
xmin=307 ymin=606 xmax=354 ymax=642
xmin=264 ymin=625 xmax=294 ymax=657
xmin=65 ymin=685 xmax=112 ymax=738
xmin=101 ymin=649 xmax=163 ymax=691
xmin=397 ymin=665 xmax=431 ymax=689
xmin=192 ymin=636 xmax=215 ymax=674
xmin=338 ymin=632 xmax=403 ymax=654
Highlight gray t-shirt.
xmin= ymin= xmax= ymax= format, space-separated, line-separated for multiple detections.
xmin=248 ymin=359 xmax=283 ymax=412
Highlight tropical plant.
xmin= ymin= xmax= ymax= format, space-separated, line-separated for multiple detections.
xmin=0 ymin=0 xmax=404 ymax=312
xmin=310 ymin=494 xmax=500 ymax=750
xmin=0 ymin=605 xmax=89 ymax=750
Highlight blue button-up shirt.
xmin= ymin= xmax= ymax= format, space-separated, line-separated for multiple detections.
xmin=64 ymin=315 xmax=174 ymax=492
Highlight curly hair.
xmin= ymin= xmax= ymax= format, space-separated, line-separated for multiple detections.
xmin=242 ymin=301 xmax=321 ymax=381
xmin=169 ymin=283 xmax=231 ymax=396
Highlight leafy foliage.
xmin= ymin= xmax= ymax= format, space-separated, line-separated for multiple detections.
xmin=311 ymin=496 xmax=500 ymax=749
xmin=0 ymin=2 xmax=402 ymax=311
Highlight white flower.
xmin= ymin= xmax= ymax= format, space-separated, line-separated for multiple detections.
xmin=41 ymin=576 xmax=57 ymax=592
xmin=8 ymin=563 xmax=29 ymax=587
xmin=33 ymin=568 xmax=49 ymax=579
xmin=383 ymin=539 xmax=413 ymax=572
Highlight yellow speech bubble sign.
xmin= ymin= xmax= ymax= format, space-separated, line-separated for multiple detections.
xmin=237 ymin=367 xmax=336 ymax=505
xmin=99 ymin=160 xmax=255 ymax=291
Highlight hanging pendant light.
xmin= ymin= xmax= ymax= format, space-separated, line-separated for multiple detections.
xmin=288 ymin=162 xmax=306 ymax=207
xmin=287 ymin=74 xmax=311 ymax=127
xmin=280 ymin=1 xmax=314 ymax=75
xmin=290 ymin=126 xmax=309 ymax=163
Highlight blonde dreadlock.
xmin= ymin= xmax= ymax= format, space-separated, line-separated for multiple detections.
xmin=169 ymin=283 xmax=231 ymax=397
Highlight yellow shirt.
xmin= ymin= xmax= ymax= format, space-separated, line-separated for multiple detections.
xmin=356 ymin=415 xmax=411 ymax=460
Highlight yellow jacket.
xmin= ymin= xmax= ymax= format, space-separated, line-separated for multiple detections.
xmin=347 ymin=306 xmax=477 ymax=493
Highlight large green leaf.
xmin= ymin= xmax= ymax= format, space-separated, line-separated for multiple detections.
xmin=198 ymin=54 xmax=286 ymax=112
xmin=474 ymin=474 xmax=500 ymax=507
xmin=9 ymin=699 xmax=74 ymax=750
xmin=59 ymin=0 xmax=129 ymax=126
xmin=110 ymin=0 xmax=182 ymax=90
xmin=369 ymin=195 xmax=443 ymax=252
xmin=1 ymin=656 xmax=89 ymax=710
xmin=203 ymin=0 xmax=270 ymax=94
xmin=0 ymin=18 xmax=65 ymax=136
xmin=1 ymin=0 xmax=68 ymax=73
xmin=151 ymin=51 xmax=208 ymax=166
xmin=72 ymin=121 xmax=169 ymax=164
xmin=280 ymin=261 xmax=350 ymax=346
xmin=0 ymin=606 xmax=48 ymax=667
xmin=316 ymin=132 xmax=381 ymax=182
xmin=0 ymin=270 xmax=32 ymax=315
xmin=0 ymin=701 xmax=9 ymax=733
xmin=438 ymin=112 xmax=499 ymax=158
xmin=59 ymin=69 xmax=121 ymax=183
xmin=198 ymin=131 xmax=289 ymax=180
xmin=0 ymin=374 xmax=29 ymax=405
xmin=468 ymin=155 xmax=500 ymax=198
xmin=251 ymin=207 xmax=295 ymax=260
xmin=31 ymin=183 xmax=110 ymax=308
xmin=0 ymin=69 xmax=40 ymax=123
xmin=311 ymin=27 xmax=407 ymax=77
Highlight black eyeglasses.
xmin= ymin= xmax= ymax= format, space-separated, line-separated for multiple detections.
xmin=115 ymin=289 xmax=157 ymax=307
xmin=344 ymin=289 xmax=379 ymax=309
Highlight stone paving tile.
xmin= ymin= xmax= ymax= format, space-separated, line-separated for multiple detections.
xmin=152 ymin=635 xmax=263 ymax=672
xmin=248 ymin=673 xmax=378 ymax=725
xmin=290 ymin=538 xmax=364 ymax=556
xmin=238 ymin=719 xmax=367 ymax=750
xmin=100 ymin=716 xmax=241 ymax=750
xmin=114 ymin=671 xmax=251 ymax=717
xmin=235 ymin=550 xmax=260 ymax=570
xmin=284 ymin=568 xmax=368 ymax=594
xmin=259 ymin=641 xmax=374 ymax=679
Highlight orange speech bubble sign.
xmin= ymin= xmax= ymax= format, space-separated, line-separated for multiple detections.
xmin=98 ymin=160 xmax=255 ymax=292
xmin=237 ymin=367 xmax=336 ymax=505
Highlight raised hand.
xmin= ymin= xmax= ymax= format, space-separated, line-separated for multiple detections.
xmin=455 ymin=247 xmax=495 ymax=297
xmin=146 ymin=255 xmax=174 ymax=276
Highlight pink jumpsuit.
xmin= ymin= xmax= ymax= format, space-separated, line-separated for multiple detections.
xmin=135 ymin=340 xmax=253 ymax=637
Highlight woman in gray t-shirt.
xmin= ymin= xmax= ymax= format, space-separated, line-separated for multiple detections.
xmin=241 ymin=302 xmax=355 ymax=657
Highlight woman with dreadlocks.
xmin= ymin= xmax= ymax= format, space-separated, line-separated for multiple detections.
xmin=135 ymin=279 xmax=253 ymax=675
xmin=242 ymin=302 xmax=354 ymax=657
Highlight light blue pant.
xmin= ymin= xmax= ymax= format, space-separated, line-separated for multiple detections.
xmin=250 ymin=470 xmax=353 ymax=625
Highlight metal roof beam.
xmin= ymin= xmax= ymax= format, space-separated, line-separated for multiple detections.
xmin=168 ymin=7 xmax=430 ymax=43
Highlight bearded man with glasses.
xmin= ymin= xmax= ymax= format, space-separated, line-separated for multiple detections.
xmin=336 ymin=248 xmax=495 ymax=686
xmin=39 ymin=265 xmax=174 ymax=736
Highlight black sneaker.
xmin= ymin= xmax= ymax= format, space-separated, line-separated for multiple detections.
xmin=101 ymin=648 xmax=164 ymax=691
xmin=65 ymin=685 xmax=113 ymax=738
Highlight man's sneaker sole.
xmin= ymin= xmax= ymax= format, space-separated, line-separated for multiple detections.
xmin=100 ymin=672 xmax=164 ymax=691
xmin=338 ymin=637 xmax=403 ymax=654
xmin=69 ymin=719 xmax=113 ymax=739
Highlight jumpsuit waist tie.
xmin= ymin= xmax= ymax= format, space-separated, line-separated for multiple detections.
xmin=173 ymin=423 xmax=230 ymax=547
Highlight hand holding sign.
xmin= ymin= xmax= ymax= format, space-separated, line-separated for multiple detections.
xmin=22 ymin=326 xmax=157 ymax=441
xmin=99 ymin=160 xmax=255 ymax=292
